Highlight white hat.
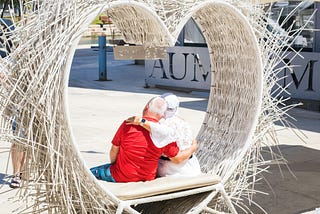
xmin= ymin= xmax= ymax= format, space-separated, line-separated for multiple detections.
xmin=161 ymin=93 xmax=179 ymax=118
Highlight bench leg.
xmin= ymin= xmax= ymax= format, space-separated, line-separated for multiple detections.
xmin=203 ymin=206 xmax=223 ymax=214
xmin=116 ymin=203 xmax=124 ymax=214
xmin=187 ymin=183 xmax=238 ymax=214
xmin=187 ymin=188 xmax=219 ymax=214
xmin=117 ymin=201 xmax=140 ymax=214
xmin=217 ymin=184 xmax=238 ymax=214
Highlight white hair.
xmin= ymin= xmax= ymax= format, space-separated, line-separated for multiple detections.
xmin=147 ymin=96 xmax=167 ymax=117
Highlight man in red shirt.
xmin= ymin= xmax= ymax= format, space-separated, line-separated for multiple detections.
xmin=90 ymin=96 xmax=197 ymax=182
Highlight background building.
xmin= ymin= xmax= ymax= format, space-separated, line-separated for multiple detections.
xmin=145 ymin=1 xmax=320 ymax=111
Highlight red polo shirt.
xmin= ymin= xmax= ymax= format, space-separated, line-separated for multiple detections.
xmin=110 ymin=117 xmax=179 ymax=182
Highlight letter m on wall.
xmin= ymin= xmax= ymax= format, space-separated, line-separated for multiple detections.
xmin=283 ymin=59 xmax=317 ymax=91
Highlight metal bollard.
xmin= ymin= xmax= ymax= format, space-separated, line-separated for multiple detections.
xmin=98 ymin=35 xmax=107 ymax=81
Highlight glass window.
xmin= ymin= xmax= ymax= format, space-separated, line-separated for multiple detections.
xmin=176 ymin=18 xmax=207 ymax=47
xmin=183 ymin=18 xmax=206 ymax=45
xmin=270 ymin=1 xmax=315 ymax=51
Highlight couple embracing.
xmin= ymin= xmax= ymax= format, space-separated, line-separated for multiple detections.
xmin=90 ymin=93 xmax=201 ymax=182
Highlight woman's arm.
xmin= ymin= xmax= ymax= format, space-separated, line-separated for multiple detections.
xmin=126 ymin=116 xmax=176 ymax=148
xmin=169 ymin=139 xmax=197 ymax=164
xmin=126 ymin=116 xmax=151 ymax=131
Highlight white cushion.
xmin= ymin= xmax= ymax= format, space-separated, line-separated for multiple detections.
xmin=100 ymin=174 xmax=221 ymax=200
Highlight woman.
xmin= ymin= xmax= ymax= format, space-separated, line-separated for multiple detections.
xmin=127 ymin=93 xmax=201 ymax=177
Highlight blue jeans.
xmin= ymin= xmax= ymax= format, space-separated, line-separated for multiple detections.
xmin=90 ymin=163 xmax=115 ymax=182
xmin=12 ymin=114 xmax=25 ymax=138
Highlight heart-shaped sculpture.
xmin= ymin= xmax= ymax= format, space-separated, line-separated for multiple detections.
xmin=0 ymin=0 xmax=291 ymax=213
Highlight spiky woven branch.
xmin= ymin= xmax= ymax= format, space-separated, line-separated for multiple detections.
xmin=0 ymin=0 xmax=304 ymax=213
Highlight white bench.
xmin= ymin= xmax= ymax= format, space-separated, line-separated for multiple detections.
xmin=99 ymin=174 xmax=237 ymax=214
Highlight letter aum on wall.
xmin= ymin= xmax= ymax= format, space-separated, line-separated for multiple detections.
xmin=145 ymin=46 xmax=211 ymax=91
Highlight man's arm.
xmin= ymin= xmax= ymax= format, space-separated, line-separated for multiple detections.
xmin=109 ymin=145 xmax=120 ymax=164
xmin=169 ymin=139 xmax=197 ymax=164
xmin=109 ymin=121 xmax=125 ymax=164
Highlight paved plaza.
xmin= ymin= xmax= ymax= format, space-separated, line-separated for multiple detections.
xmin=0 ymin=45 xmax=319 ymax=213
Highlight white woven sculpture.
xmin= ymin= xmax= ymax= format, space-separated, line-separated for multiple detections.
xmin=0 ymin=0 xmax=300 ymax=213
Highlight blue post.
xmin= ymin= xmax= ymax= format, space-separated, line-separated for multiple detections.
xmin=98 ymin=35 xmax=107 ymax=81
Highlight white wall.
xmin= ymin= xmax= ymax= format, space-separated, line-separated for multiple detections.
xmin=145 ymin=46 xmax=320 ymax=102
xmin=145 ymin=46 xmax=211 ymax=91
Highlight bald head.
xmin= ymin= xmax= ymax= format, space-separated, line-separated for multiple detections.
xmin=143 ymin=96 xmax=167 ymax=121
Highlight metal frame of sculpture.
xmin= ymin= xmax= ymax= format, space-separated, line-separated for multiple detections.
xmin=0 ymin=0 xmax=302 ymax=213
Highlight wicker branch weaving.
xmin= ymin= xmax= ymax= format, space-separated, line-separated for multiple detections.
xmin=0 ymin=0 xmax=298 ymax=213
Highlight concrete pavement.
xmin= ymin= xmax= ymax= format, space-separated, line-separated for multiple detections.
xmin=1 ymin=45 xmax=319 ymax=213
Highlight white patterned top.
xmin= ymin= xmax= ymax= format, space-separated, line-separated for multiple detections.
xmin=149 ymin=114 xmax=201 ymax=177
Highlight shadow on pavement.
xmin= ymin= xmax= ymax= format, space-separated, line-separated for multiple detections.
xmin=69 ymin=48 xmax=319 ymax=134
xmin=69 ymin=48 xmax=210 ymax=111
xmin=275 ymin=108 xmax=320 ymax=133
xmin=0 ymin=173 xmax=10 ymax=185
xmin=248 ymin=145 xmax=320 ymax=214
xmin=80 ymin=150 xmax=106 ymax=154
